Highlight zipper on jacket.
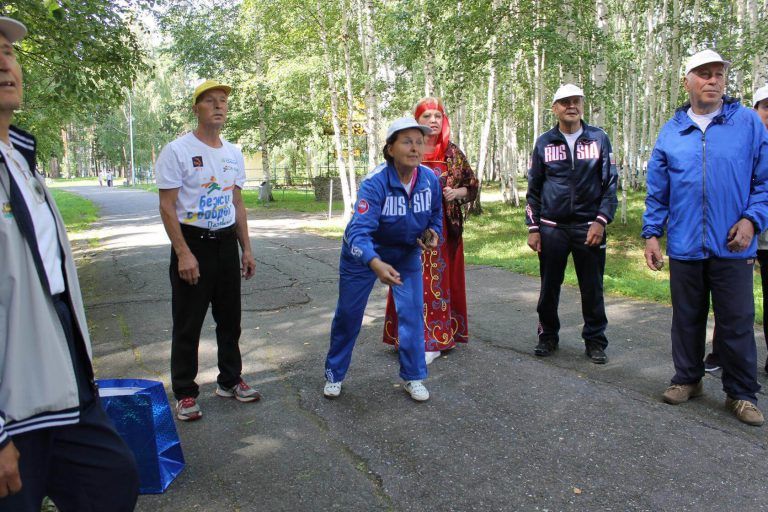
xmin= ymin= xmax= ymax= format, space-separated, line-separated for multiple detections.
xmin=701 ymin=131 xmax=707 ymax=254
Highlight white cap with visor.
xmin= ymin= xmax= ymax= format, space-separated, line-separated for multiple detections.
xmin=0 ymin=17 xmax=26 ymax=43
xmin=684 ymin=49 xmax=731 ymax=75
xmin=552 ymin=84 xmax=584 ymax=105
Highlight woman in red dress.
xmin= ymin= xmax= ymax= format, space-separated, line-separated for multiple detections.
xmin=383 ymin=97 xmax=479 ymax=364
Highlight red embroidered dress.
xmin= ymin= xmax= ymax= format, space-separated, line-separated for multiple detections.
xmin=383 ymin=103 xmax=478 ymax=351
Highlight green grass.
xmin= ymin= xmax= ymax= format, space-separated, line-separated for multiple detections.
xmin=49 ymin=189 xmax=99 ymax=231
xmin=131 ymin=183 xmax=157 ymax=192
xmin=134 ymin=186 xmax=345 ymax=213
xmin=241 ymin=188 xmax=344 ymax=213
xmin=302 ymin=188 xmax=766 ymax=321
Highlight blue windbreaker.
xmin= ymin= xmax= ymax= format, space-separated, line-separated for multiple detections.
xmin=342 ymin=163 xmax=443 ymax=271
xmin=642 ymin=97 xmax=768 ymax=260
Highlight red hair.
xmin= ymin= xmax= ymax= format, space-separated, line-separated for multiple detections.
xmin=414 ymin=97 xmax=450 ymax=171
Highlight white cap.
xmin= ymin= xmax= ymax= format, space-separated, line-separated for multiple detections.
xmin=0 ymin=17 xmax=26 ymax=43
xmin=684 ymin=49 xmax=731 ymax=75
xmin=385 ymin=117 xmax=431 ymax=141
xmin=552 ymin=84 xmax=584 ymax=104
xmin=754 ymin=84 xmax=768 ymax=107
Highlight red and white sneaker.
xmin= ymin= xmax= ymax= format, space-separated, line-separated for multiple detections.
xmin=215 ymin=379 xmax=262 ymax=403
xmin=176 ymin=397 xmax=202 ymax=421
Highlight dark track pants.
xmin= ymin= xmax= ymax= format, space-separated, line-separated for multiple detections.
xmin=0 ymin=398 xmax=139 ymax=512
xmin=669 ymin=257 xmax=760 ymax=403
xmin=326 ymin=249 xmax=427 ymax=383
xmin=170 ymin=229 xmax=243 ymax=399
xmin=537 ymin=224 xmax=608 ymax=348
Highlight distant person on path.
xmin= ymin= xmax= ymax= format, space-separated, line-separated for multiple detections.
xmin=643 ymin=50 xmax=768 ymax=426
xmin=98 ymin=170 xmax=104 ymax=187
xmin=382 ymin=98 xmax=478 ymax=365
xmin=106 ymin=170 xmax=113 ymax=187
xmin=324 ymin=118 xmax=442 ymax=402
xmin=156 ymin=79 xmax=260 ymax=422
xmin=525 ymin=83 xmax=618 ymax=364
xmin=0 ymin=17 xmax=139 ymax=511
xmin=704 ymin=84 xmax=768 ymax=374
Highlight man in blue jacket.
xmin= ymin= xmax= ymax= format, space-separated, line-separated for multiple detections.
xmin=643 ymin=49 xmax=768 ymax=426
xmin=526 ymin=84 xmax=618 ymax=364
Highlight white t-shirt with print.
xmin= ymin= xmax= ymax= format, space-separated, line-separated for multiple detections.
xmin=0 ymin=139 xmax=65 ymax=294
xmin=155 ymin=132 xmax=246 ymax=230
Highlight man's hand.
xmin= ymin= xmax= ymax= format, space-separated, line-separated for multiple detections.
xmin=369 ymin=258 xmax=402 ymax=286
xmin=727 ymin=218 xmax=755 ymax=253
xmin=585 ymin=222 xmax=605 ymax=246
xmin=0 ymin=442 xmax=21 ymax=498
xmin=644 ymin=236 xmax=664 ymax=271
xmin=417 ymin=228 xmax=439 ymax=250
xmin=527 ymin=232 xmax=541 ymax=253
xmin=177 ymin=250 xmax=200 ymax=285
xmin=241 ymin=251 xmax=256 ymax=280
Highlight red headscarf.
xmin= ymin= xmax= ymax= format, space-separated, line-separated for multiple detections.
xmin=414 ymin=97 xmax=451 ymax=173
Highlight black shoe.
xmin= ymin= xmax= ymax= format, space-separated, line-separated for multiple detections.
xmin=585 ymin=344 xmax=607 ymax=364
xmin=704 ymin=352 xmax=721 ymax=373
xmin=535 ymin=339 xmax=558 ymax=357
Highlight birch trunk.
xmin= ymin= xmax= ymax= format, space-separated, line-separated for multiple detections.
xmin=341 ymin=0 xmax=357 ymax=204
xmin=317 ymin=1 xmax=353 ymax=221
xmin=470 ymin=52 xmax=495 ymax=215
xmin=592 ymin=0 xmax=608 ymax=127
xmin=357 ymin=0 xmax=380 ymax=168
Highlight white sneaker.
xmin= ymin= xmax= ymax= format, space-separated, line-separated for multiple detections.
xmin=404 ymin=380 xmax=429 ymax=401
xmin=425 ymin=351 xmax=441 ymax=365
xmin=323 ymin=380 xmax=342 ymax=398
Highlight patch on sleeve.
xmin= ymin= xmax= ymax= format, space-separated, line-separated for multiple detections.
xmin=609 ymin=152 xmax=616 ymax=165
xmin=357 ymin=199 xmax=369 ymax=214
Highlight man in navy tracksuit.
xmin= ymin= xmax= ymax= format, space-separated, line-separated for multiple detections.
xmin=643 ymin=50 xmax=768 ymax=426
xmin=526 ymin=84 xmax=618 ymax=364
xmin=324 ymin=118 xmax=442 ymax=402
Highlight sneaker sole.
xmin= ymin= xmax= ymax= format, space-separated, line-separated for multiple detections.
xmin=215 ymin=389 xmax=261 ymax=402
xmin=177 ymin=411 xmax=202 ymax=421
xmin=323 ymin=392 xmax=341 ymax=399
xmin=404 ymin=388 xmax=429 ymax=402
xmin=662 ymin=389 xmax=703 ymax=405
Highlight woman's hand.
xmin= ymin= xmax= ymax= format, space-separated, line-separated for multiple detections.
xmin=417 ymin=228 xmax=439 ymax=250
xmin=369 ymin=258 xmax=402 ymax=285
xmin=443 ymin=186 xmax=467 ymax=202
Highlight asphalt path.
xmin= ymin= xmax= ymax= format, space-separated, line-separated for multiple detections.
xmin=64 ymin=185 xmax=768 ymax=512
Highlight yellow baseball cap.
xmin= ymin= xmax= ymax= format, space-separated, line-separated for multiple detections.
xmin=192 ymin=80 xmax=232 ymax=105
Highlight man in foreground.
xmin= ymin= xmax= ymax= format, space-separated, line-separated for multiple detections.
xmin=156 ymin=80 xmax=260 ymax=421
xmin=0 ymin=16 xmax=138 ymax=511
xmin=526 ymin=83 xmax=618 ymax=364
xmin=643 ymin=50 xmax=768 ymax=426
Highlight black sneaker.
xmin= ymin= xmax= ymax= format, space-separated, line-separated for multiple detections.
xmin=534 ymin=339 xmax=558 ymax=357
xmin=704 ymin=352 xmax=721 ymax=373
xmin=585 ymin=344 xmax=608 ymax=364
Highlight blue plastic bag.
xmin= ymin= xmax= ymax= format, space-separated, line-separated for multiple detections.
xmin=97 ymin=379 xmax=185 ymax=494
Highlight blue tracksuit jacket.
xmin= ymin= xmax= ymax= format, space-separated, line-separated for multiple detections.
xmin=642 ymin=97 xmax=768 ymax=260
xmin=343 ymin=162 xmax=443 ymax=270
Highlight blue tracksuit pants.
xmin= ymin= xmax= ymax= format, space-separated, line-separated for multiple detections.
xmin=325 ymin=249 xmax=427 ymax=383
